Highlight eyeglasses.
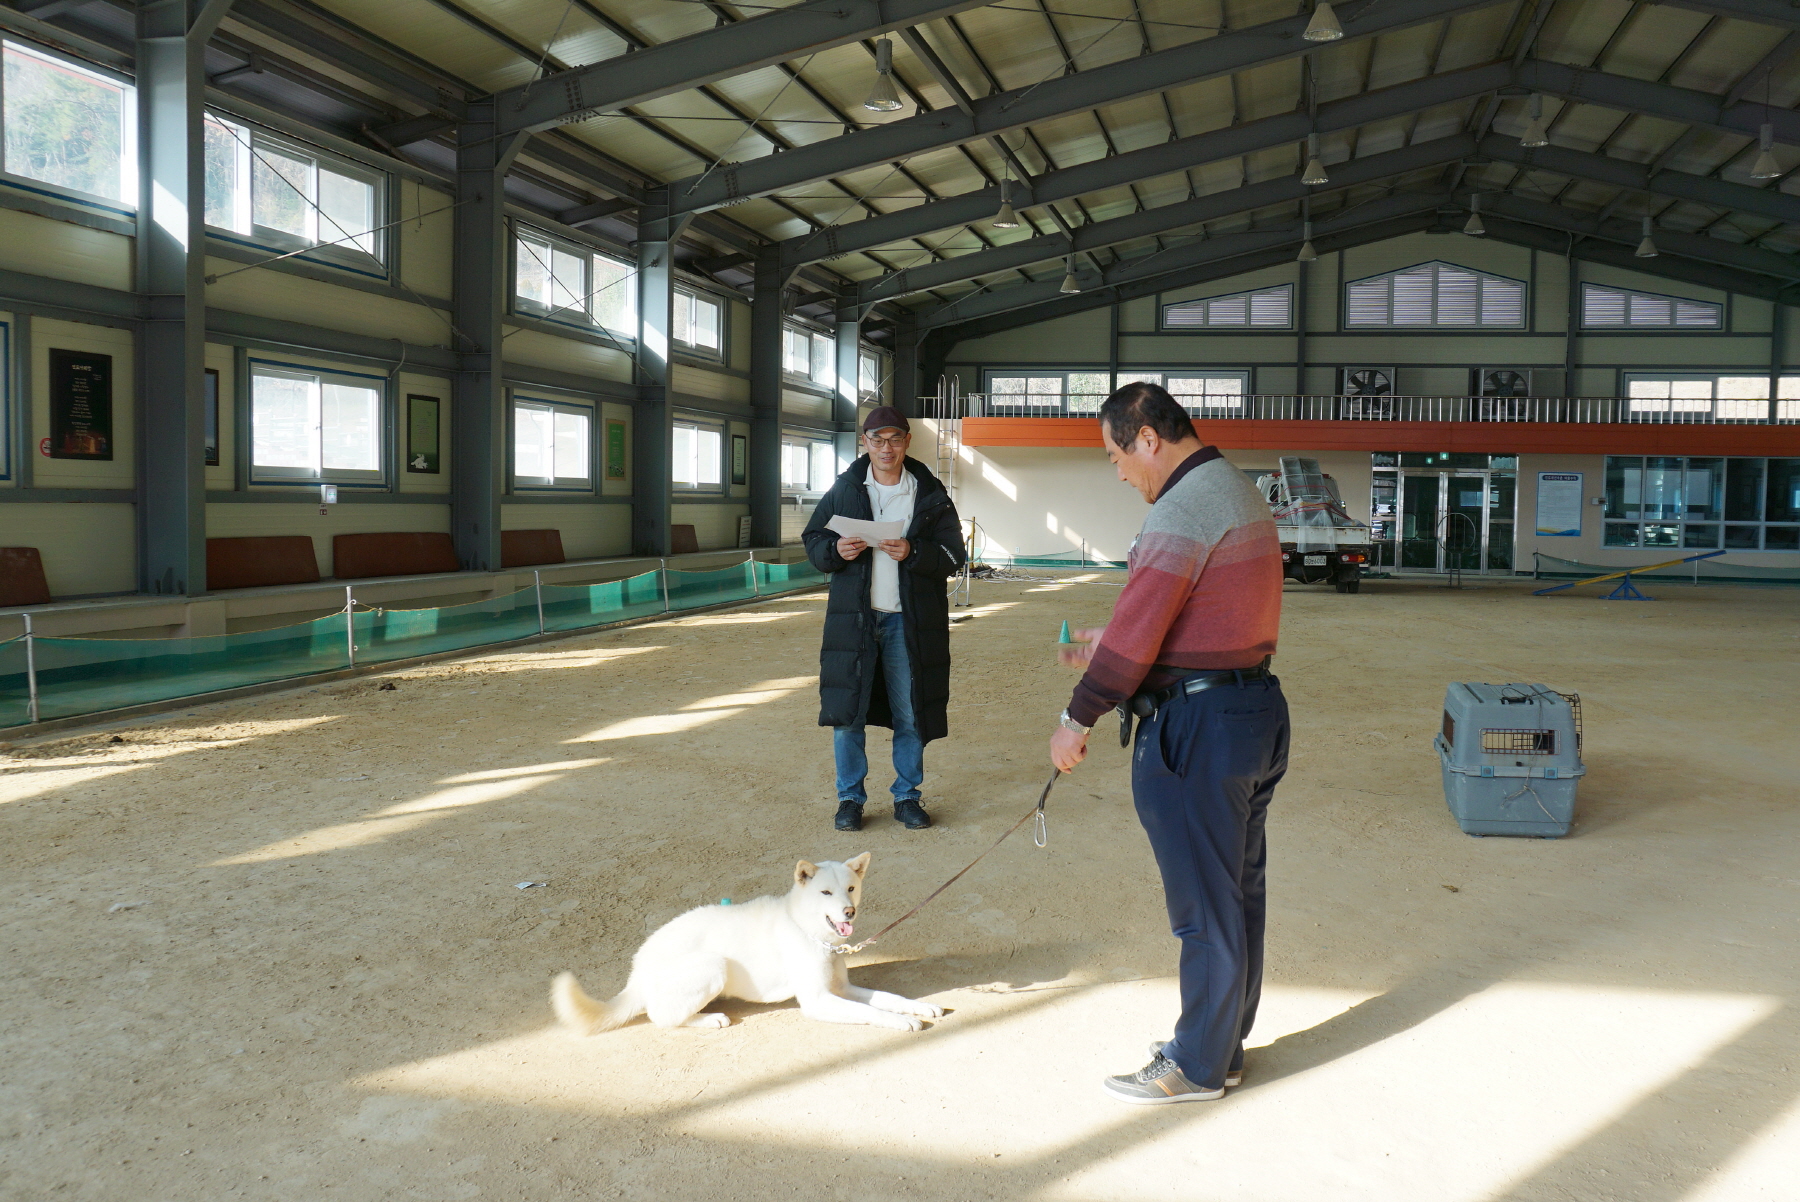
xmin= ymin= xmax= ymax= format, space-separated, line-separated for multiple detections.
xmin=864 ymin=434 xmax=908 ymax=448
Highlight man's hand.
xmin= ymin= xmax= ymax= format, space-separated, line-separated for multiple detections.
xmin=1057 ymin=625 xmax=1107 ymax=669
xmin=836 ymin=535 xmax=868 ymax=560
xmin=1050 ymin=724 xmax=1089 ymax=773
xmin=878 ymin=538 xmax=910 ymax=561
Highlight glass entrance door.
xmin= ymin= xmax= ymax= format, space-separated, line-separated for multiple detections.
xmin=1400 ymin=476 xmax=1442 ymax=568
xmin=1446 ymin=475 xmax=1486 ymax=572
xmin=1388 ymin=471 xmax=1518 ymax=573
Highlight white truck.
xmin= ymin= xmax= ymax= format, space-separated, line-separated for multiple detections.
xmin=1253 ymin=457 xmax=1373 ymax=594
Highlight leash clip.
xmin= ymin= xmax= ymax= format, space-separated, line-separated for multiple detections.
xmin=1033 ymin=808 xmax=1048 ymax=848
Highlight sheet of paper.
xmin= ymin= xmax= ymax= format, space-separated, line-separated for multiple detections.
xmin=826 ymin=515 xmax=905 ymax=542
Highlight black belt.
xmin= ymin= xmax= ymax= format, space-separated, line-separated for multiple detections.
xmin=1117 ymin=659 xmax=1274 ymax=747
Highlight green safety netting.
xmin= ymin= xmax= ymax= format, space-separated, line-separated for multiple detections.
xmin=1533 ymin=553 xmax=1800 ymax=586
xmin=0 ymin=559 xmax=830 ymax=728
xmin=973 ymin=548 xmax=1129 ymax=569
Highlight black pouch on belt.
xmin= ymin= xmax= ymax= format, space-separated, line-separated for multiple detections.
xmin=1117 ymin=692 xmax=1158 ymax=746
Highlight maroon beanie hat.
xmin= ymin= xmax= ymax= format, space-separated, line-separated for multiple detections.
xmin=861 ymin=405 xmax=911 ymax=435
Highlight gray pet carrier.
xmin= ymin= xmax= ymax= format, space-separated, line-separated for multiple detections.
xmin=1435 ymin=683 xmax=1585 ymax=838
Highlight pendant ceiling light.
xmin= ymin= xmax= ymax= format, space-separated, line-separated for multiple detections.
xmin=992 ymin=176 xmax=1020 ymax=228
xmin=1297 ymin=221 xmax=1318 ymax=262
xmin=1301 ymin=133 xmax=1329 ymax=185
xmin=1303 ymin=1 xmax=1343 ymax=42
xmin=1464 ymin=193 xmax=1485 ymax=236
xmin=1059 ymin=257 xmax=1081 ymax=293
xmin=863 ymin=39 xmax=903 ymax=112
xmin=1520 ymin=94 xmax=1550 ymax=148
xmin=1635 ymin=215 xmax=1659 ymax=258
xmin=1752 ymin=122 xmax=1782 ymax=180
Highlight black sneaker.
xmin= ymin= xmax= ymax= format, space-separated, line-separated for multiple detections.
xmin=1102 ymin=1054 xmax=1225 ymax=1105
xmin=834 ymin=800 xmax=865 ymax=831
xmin=1149 ymin=1041 xmax=1243 ymax=1087
xmin=893 ymin=798 xmax=931 ymax=829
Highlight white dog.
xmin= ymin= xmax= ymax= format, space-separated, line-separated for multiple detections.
xmin=551 ymin=853 xmax=944 ymax=1033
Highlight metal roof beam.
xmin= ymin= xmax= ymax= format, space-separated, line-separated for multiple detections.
xmin=915 ymin=191 xmax=1453 ymax=328
xmin=927 ymin=213 xmax=1443 ymax=342
xmin=1520 ymin=57 xmax=1800 ymax=143
xmin=1476 ymin=215 xmax=1786 ymax=299
xmin=670 ymin=0 xmax=1510 ymax=218
xmin=858 ymin=134 xmax=1478 ymax=303
xmin=1656 ymin=0 xmax=1800 ymax=31
xmin=491 ymin=0 xmax=995 ymax=138
xmin=1480 ymin=193 xmax=1800 ymax=279
xmin=780 ymin=60 xmax=1511 ymax=275
xmin=1480 ymin=133 xmax=1800 ymax=225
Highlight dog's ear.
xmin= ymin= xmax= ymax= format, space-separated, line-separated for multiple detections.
xmin=794 ymin=860 xmax=817 ymax=886
xmin=844 ymin=852 xmax=871 ymax=877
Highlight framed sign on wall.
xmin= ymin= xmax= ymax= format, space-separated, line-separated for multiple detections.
xmin=204 ymin=368 xmax=220 ymax=466
xmin=730 ymin=433 xmax=747 ymax=486
xmin=407 ymin=394 xmax=441 ymax=473
xmin=47 ymin=348 xmax=113 ymax=460
xmin=605 ymin=418 xmax=628 ymax=479
xmin=1536 ymin=472 xmax=1584 ymax=537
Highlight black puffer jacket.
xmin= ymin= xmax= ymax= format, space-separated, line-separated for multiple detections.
xmin=802 ymin=456 xmax=964 ymax=742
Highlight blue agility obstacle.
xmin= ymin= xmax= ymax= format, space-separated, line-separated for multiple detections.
xmin=1532 ymin=549 xmax=1726 ymax=600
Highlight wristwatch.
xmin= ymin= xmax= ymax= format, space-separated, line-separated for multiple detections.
xmin=1058 ymin=709 xmax=1091 ymax=735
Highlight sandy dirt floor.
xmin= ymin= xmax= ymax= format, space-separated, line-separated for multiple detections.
xmin=2 ymin=572 xmax=1798 ymax=1202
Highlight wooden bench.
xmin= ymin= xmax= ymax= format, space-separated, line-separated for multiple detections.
xmin=206 ymin=536 xmax=321 ymax=591
xmin=0 ymin=547 xmax=53 ymax=607
xmin=332 ymin=532 xmax=460 ymax=579
xmin=501 ymin=529 xmax=566 ymax=568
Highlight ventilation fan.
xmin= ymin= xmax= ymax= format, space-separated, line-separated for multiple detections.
xmin=1476 ymin=368 xmax=1530 ymax=397
xmin=1341 ymin=367 xmax=1395 ymax=396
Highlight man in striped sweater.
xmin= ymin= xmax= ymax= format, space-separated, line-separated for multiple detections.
xmin=1049 ymin=381 xmax=1289 ymax=1105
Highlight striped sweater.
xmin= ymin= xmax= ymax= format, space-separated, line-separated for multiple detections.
xmin=1067 ymin=446 xmax=1283 ymax=728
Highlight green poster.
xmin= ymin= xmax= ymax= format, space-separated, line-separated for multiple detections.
xmin=407 ymin=395 xmax=440 ymax=473
xmin=605 ymin=418 xmax=628 ymax=479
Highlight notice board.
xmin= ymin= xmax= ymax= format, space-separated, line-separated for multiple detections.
xmin=1536 ymin=472 xmax=1583 ymax=537
xmin=47 ymin=348 xmax=113 ymax=460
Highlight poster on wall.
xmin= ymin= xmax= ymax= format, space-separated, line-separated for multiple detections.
xmin=1536 ymin=472 xmax=1584 ymax=537
xmin=407 ymin=395 xmax=440 ymax=473
xmin=47 ymin=348 xmax=113 ymax=460
xmin=730 ymin=433 xmax=747 ymax=486
xmin=204 ymin=368 xmax=220 ymax=466
xmin=605 ymin=419 xmax=628 ymax=479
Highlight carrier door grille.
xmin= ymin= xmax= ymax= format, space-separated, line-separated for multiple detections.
xmin=1481 ymin=728 xmax=1557 ymax=754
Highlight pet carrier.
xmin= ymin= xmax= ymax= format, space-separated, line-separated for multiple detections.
xmin=1435 ymin=682 xmax=1584 ymax=837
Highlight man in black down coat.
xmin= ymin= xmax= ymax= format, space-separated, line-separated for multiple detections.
xmin=803 ymin=407 xmax=965 ymax=833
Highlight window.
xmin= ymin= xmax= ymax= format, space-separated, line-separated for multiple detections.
xmin=673 ymin=419 xmax=723 ymax=491
xmin=783 ymin=325 xmax=835 ymax=388
xmin=983 ymin=370 xmax=1249 ymax=415
xmin=250 ymin=360 xmax=384 ymax=484
xmin=204 ymin=114 xmax=384 ymax=269
xmin=512 ymin=397 xmax=590 ymax=489
xmin=782 ymin=436 xmax=837 ymax=493
xmin=1 ymin=40 xmax=135 ymax=206
xmin=672 ymin=288 xmax=722 ymax=354
xmin=1583 ymin=284 xmax=1720 ymax=329
xmin=514 ymin=226 xmax=636 ymax=335
xmin=1345 ymin=262 xmax=1525 ymax=328
xmin=1163 ymin=284 xmax=1293 ymax=329
xmin=1623 ymin=374 xmax=1777 ymax=421
xmin=1604 ymin=455 xmax=1800 ymax=550
xmin=859 ymin=351 xmax=882 ymax=402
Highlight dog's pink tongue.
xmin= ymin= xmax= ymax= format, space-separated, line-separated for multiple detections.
xmin=835 ymin=921 xmax=854 ymax=937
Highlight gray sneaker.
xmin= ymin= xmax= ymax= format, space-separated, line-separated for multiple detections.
xmin=1148 ymin=1041 xmax=1243 ymax=1087
xmin=1101 ymin=1054 xmax=1225 ymax=1105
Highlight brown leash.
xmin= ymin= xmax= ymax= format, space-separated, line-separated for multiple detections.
xmin=828 ymin=768 xmax=1059 ymax=955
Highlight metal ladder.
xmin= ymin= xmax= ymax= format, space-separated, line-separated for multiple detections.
xmin=928 ymin=376 xmax=974 ymax=607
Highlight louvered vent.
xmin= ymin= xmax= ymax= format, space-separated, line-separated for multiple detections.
xmin=1163 ymin=284 xmax=1292 ymax=328
xmin=1582 ymin=284 xmax=1720 ymax=328
xmin=1345 ymin=262 xmax=1526 ymax=328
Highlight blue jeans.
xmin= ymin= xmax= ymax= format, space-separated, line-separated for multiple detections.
xmin=833 ymin=611 xmax=924 ymax=805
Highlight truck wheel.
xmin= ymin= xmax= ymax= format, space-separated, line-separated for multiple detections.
xmin=1335 ymin=577 xmax=1361 ymax=594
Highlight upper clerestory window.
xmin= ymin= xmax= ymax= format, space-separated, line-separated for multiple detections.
xmin=203 ymin=113 xmax=387 ymax=274
xmin=0 ymin=39 xmax=136 ymax=209
xmin=1345 ymin=261 xmax=1525 ymax=328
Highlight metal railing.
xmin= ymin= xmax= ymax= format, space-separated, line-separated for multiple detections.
xmin=959 ymin=394 xmax=1800 ymax=424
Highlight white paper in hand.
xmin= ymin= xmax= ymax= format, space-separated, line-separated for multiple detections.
xmin=826 ymin=515 xmax=905 ymax=542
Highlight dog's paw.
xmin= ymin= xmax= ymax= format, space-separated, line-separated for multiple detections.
xmin=885 ymin=1014 xmax=926 ymax=1032
xmin=693 ymin=1012 xmax=730 ymax=1029
xmin=901 ymin=1000 xmax=944 ymax=1019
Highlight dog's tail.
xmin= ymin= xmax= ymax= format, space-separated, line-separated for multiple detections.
xmin=550 ymin=971 xmax=639 ymax=1035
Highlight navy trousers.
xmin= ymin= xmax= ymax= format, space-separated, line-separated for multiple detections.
xmin=1131 ymin=674 xmax=1289 ymax=1090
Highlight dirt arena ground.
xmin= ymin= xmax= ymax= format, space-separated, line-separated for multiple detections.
xmin=3 ymin=572 xmax=1798 ymax=1202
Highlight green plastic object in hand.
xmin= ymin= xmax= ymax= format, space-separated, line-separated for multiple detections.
xmin=1058 ymin=620 xmax=1072 ymax=644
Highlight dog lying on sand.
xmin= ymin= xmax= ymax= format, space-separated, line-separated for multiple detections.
xmin=551 ymin=853 xmax=944 ymax=1033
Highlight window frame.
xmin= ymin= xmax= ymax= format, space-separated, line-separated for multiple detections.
xmin=981 ymin=368 xmax=1252 ymax=415
xmin=0 ymin=38 xmax=138 ymax=215
xmin=781 ymin=433 xmax=839 ymax=495
xmin=510 ymin=393 xmax=593 ymax=492
xmin=1581 ymin=283 xmax=1722 ymax=330
xmin=782 ymin=323 xmax=835 ymax=389
xmin=1343 ymin=261 xmax=1527 ymax=329
xmin=202 ymin=111 xmax=389 ymax=277
xmin=672 ymin=416 xmax=726 ymax=494
xmin=1161 ymin=283 xmax=1294 ymax=330
xmin=858 ymin=350 xmax=884 ymax=403
xmin=247 ymin=357 xmax=388 ymax=487
xmin=511 ymin=222 xmax=638 ymax=341
xmin=1602 ymin=454 xmax=1800 ymax=552
xmin=671 ymin=286 xmax=724 ymax=358
xmin=1620 ymin=372 xmax=1782 ymax=422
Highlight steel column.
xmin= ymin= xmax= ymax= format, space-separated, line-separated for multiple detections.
xmin=748 ymin=249 xmax=786 ymax=549
xmin=835 ymin=307 xmax=863 ymax=431
xmin=632 ymin=190 xmax=687 ymax=558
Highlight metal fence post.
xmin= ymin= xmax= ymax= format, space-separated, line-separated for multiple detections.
xmin=748 ymin=549 xmax=759 ymax=597
xmin=23 ymin=613 xmax=39 ymax=726
xmin=659 ymin=557 xmax=670 ymax=612
xmin=344 ymin=585 xmax=356 ymax=668
xmin=534 ymin=570 xmax=546 ymax=633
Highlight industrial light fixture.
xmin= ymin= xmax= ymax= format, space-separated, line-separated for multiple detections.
xmin=1303 ymin=1 xmax=1343 ymax=42
xmin=1464 ymin=193 xmax=1485 ymax=236
xmin=1059 ymin=257 xmax=1081 ymax=293
xmin=1635 ymin=215 xmax=1659 ymax=258
xmin=1520 ymin=94 xmax=1550 ymax=148
xmin=1752 ymin=122 xmax=1782 ymax=179
xmin=1297 ymin=221 xmax=1318 ymax=262
xmin=993 ymin=176 xmax=1020 ymax=228
xmin=863 ymin=39 xmax=903 ymax=112
xmin=1301 ymin=133 xmax=1329 ymax=185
